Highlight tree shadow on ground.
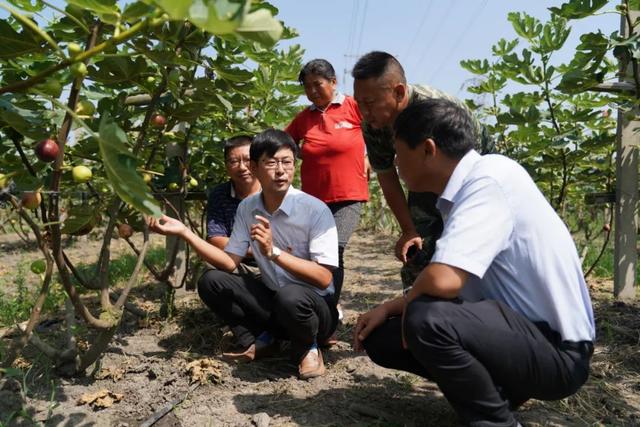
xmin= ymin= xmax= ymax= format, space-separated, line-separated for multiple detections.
xmin=232 ymin=373 xmax=457 ymax=426
xmin=228 ymin=338 xmax=362 ymax=384
xmin=155 ymin=301 xmax=224 ymax=358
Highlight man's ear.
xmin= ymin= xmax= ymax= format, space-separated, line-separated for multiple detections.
xmin=423 ymin=138 xmax=437 ymax=157
xmin=392 ymin=83 xmax=406 ymax=103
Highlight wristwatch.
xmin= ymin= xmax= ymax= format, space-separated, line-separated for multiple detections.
xmin=268 ymin=246 xmax=281 ymax=261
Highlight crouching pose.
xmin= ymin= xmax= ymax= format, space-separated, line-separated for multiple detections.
xmin=354 ymin=99 xmax=595 ymax=426
xmin=149 ymin=129 xmax=339 ymax=380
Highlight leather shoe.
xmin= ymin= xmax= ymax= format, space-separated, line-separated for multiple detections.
xmin=222 ymin=340 xmax=277 ymax=363
xmin=320 ymin=332 xmax=338 ymax=348
xmin=298 ymin=349 xmax=325 ymax=379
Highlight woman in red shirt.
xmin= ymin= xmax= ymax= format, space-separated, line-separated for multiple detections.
xmin=286 ymin=59 xmax=369 ymax=314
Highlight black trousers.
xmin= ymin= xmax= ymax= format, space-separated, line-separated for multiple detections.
xmin=363 ymin=296 xmax=593 ymax=427
xmin=198 ymin=269 xmax=338 ymax=361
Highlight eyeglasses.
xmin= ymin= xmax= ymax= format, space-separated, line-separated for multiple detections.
xmin=226 ymin=157 xmax=251 ymax=167
xmin=262 ymin=158 xmax=295 ymax=170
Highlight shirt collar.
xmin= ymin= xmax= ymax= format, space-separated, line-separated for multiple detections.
xmin=309 ymin=92 xmax=345 ymax=111
xmin=257 ymin=186 xmax=296 ymax=217
xmin=438 ymin=150 xmax=481 ymax=204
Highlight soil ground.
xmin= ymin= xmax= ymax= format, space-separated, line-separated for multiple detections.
xmin=1 ymin=230 xmax=640 ymax=426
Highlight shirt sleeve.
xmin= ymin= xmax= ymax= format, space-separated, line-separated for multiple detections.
xmin=431 ymin=177 xmax=514 ymax=278
xmin=308 ymin=205 xmax=339 ymax=268
xmin=224 ymin=204 xmax=250 ymax=258
xmin=206 ymin=185 xmax=230 ymax=239
xmin=285 ymin=110 xmax=304 ymax=143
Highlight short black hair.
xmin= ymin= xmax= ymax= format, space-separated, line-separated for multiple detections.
xmin=250 ymin=129 xmax=298 ymax=162
xmin=223 ymin=135 xmax=253 ymax=160
xmin=351 ymin=51 xmax=406 ymax=83
xmin=298 ymin=59 xmax=336 ymax=85
xmin=394 ymin=99 xmax=477 ymax=159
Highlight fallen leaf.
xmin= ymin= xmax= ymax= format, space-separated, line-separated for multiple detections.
xmin=95 ymin=366 xmax=125 ymax=382
xmin=185 ymin=358 xmax=222 ymax=385
xmin=12 ymin=357 xmax=32 ymax=370
xmin=77 ymin=389 xmax=124 ymax=409
xmin=77 ymin=339 xmax=90 ymax=352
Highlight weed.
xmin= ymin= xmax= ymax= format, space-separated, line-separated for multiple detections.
xmin=0 ymin=261 xmax=68 ymax=328
xmin=0 ymin=262 xmax=33 ymax=327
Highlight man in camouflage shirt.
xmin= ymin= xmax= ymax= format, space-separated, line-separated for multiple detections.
xmin=353 ymin=51 xmax=493 ymax=290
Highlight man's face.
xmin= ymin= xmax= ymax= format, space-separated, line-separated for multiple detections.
xmin=393 ymin=136 xmax=431 ymax=193
xmin=225 ymin=145 xmax=255 ymax=187
xmin=354 ymin=77 xmax=403 ymax=129
xmin=251 ymin=147 xmax=296 ymax=195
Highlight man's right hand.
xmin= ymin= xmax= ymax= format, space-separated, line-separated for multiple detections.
xmin=147 ymin=214 xmax=187 ymax=237
xmin=353 ymin=304 xmax=388 ymax=352
xmin=395 ymin=230 xmax=422 ymax=263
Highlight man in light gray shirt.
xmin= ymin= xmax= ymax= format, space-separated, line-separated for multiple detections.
xmin=354 ymin=99 xmax=594 ymax=426
xmin=149 ymin=129 xmax=338 ymax=380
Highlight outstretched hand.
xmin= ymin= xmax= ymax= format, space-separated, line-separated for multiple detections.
xmin=146 ymin=214 xmax=187 ymax=237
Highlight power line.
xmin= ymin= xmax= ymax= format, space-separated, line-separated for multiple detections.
xmin=343 ymin=0 xmax=361 ymax=92
xmin=401 ymin=0 xmax=434 ymax=61
xmin=354 ymin=0 xmax=369 ymax=58
xmin=345 ymin=0 xmax=360 ymax=58
xmin=428 ymin=0 xmax=489 ymax=83
xmin=411 ymin=0 xmax=457 ymax=78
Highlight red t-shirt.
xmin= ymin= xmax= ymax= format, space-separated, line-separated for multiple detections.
xmin=286 ymin=95 xmax=369 ymax=203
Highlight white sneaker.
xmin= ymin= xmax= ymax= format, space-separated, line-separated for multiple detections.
xmin=337 ymin=304 xmax=344 ymax=322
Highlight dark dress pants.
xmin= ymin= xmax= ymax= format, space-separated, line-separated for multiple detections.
xmin=363 ymin=296 xmax=593 ymax=427
xmin=198 ymin=269 xmax=338 ymax=361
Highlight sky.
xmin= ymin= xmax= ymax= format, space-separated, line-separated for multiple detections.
xmin=0 ymin=0 xmax=620 ymax=101
xmin=274 ymin=0 xmax=620 ymax=99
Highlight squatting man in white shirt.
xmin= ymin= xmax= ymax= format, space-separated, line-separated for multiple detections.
xmin=354 ymin=98 xmax=595 ymax=427
xmin=148 ymin=129 xmax=339 ymax=380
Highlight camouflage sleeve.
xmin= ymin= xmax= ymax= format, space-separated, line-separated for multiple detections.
xmin=362 ymin=122 xmax=396 ymax=173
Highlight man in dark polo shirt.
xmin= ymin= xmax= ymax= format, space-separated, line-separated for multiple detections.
xmin=206 ymin=135 xmax=261 ymax=273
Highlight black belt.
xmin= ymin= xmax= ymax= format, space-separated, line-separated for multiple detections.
xmin=560 ymin=340 xmax=594 ymax=358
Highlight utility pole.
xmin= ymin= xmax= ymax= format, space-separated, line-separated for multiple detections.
xmin=588 ymin=3 xmax=638 ymax=300
xmin=613 ymin=7 xmax=639 ymax=300
xmin=343 ymin=53 xmax=361 ymax=94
